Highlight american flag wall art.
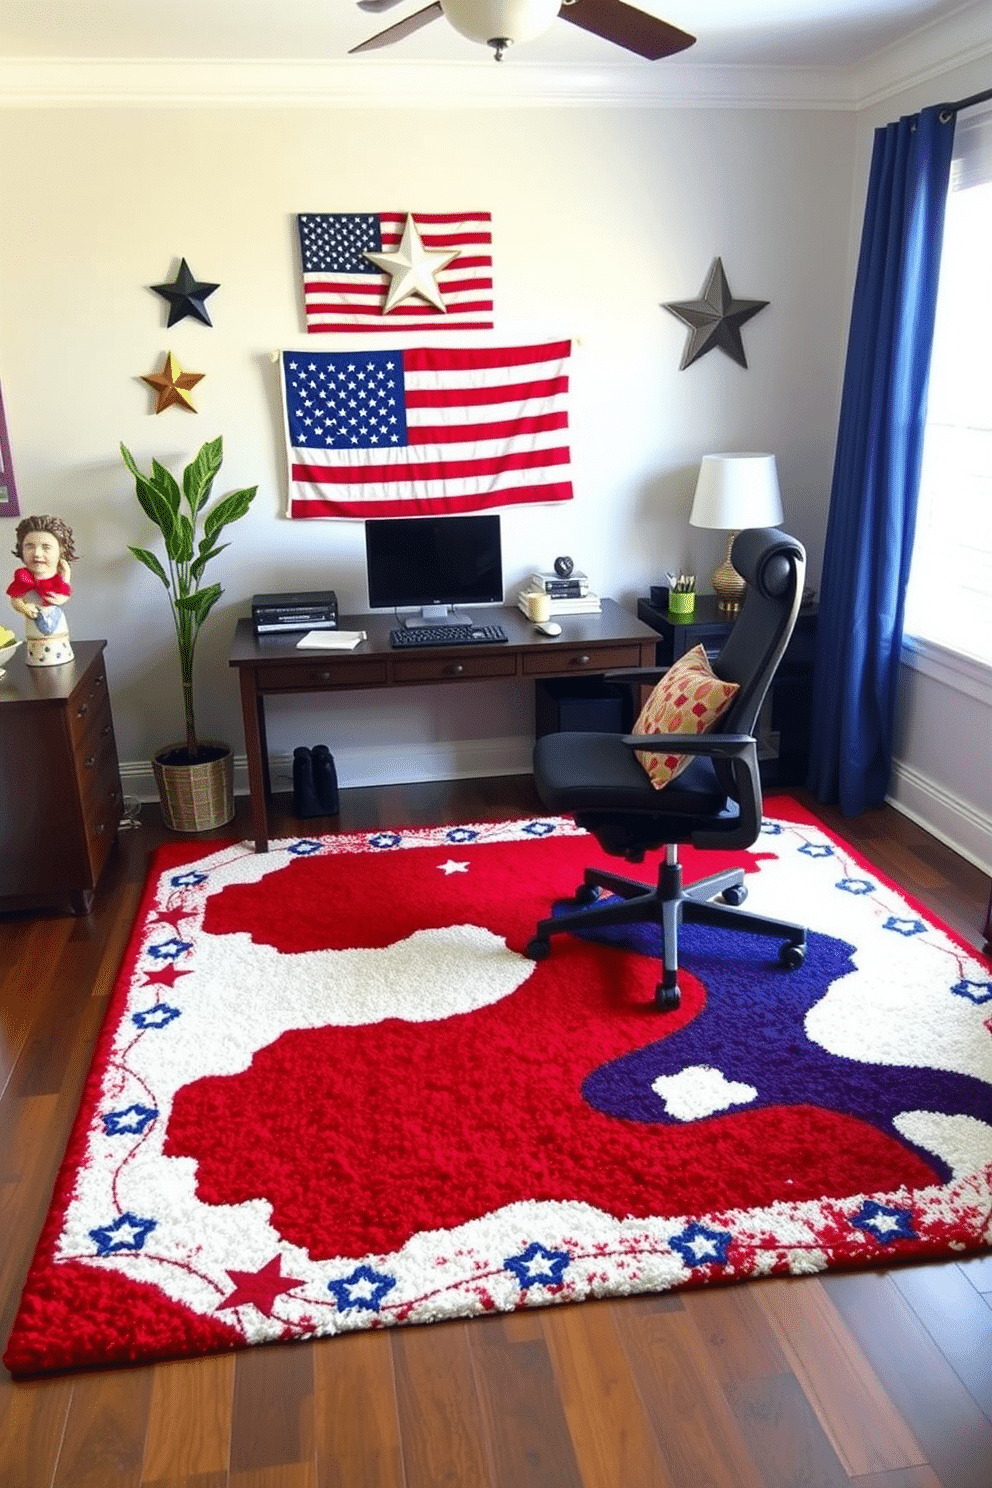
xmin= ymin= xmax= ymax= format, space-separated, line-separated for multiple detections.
xmin=279 ymin=341 xmax=573 ymax=520
xmin=297 ymin=212 xmax=494 ymax=333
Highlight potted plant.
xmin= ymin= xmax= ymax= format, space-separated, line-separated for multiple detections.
xmin=121 ymin=436 xmax=257 ymax=832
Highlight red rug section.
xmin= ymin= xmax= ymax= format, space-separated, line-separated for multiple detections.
xmin=166 ymin=828 xmax=935 ymax=1260
xmin=4 ymin=795 xmax=986 ymax=1375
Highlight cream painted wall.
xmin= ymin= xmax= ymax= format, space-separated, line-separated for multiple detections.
xmin=848 ymin=58 xmax=992 ymax=874
xmin=0 ymin=102 xmax=854 ymax=792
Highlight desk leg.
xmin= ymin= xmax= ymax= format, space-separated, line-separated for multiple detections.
xmin=238 ymin=669 xmax=270 ymax=852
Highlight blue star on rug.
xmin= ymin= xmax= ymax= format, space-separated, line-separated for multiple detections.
xmin=328 ymin=1264 xmax=396 ymax=1313
xmin=503 ymin=1242 xmax=571 ymax=1290
xmin=850 ymin=1199 xmax=918 ymax=1244
xmin=102 ymin=1104 xmax=158 ymax=1137
xmin=89 ymin=1212 xmax=157 ymax=1255
xmin=132 ymin=1003 xmax=181 ymax=1031
xmin=669 ymin=1221 xmax=733 ymax=1269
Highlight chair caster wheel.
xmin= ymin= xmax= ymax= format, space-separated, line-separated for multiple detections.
xmin=655 ymin=983 xmax=681 ymax=1011
xmin=575 ymin=883 xmax=599 ymax=905
xmin=780 ymin=942 xmax=806 ymax=970
xmin=525 ymin=938 xmax=550 ymax=961
xmin=721 ymin=884 xmax=747 ymax=906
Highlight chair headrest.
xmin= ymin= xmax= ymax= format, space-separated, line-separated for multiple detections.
xmin=731 ymin=528 xmax=805 ymax=599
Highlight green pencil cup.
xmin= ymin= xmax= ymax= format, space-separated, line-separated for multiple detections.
xmin=668 ymin=591 xmax=696 ymax=616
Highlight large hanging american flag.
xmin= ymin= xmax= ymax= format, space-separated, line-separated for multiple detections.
xmin=297 ymin=212 xmax=494 ymax=333
xmin=280 ymin=341 xmax=573 ymax=519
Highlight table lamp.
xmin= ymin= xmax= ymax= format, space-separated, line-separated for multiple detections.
xmin=689 ymin=452 xmax=784 ymax=612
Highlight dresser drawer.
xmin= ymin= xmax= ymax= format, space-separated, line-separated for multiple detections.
xmin=67 ymin=664 xmax=112 ymax=747
xmin=392 ymin=651 xmax=519 ymax=684
xmin=522 ymin=643 xmax=643 ymax=677
xmin=259 ymin=660 xmax=389 ymax=691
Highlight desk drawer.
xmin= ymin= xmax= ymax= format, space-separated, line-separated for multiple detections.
xmin=259 ymin=660 xmax=388 ymax=691
xmin=523 ymin=643 xmax=643 ymax=677
xmin=392 ymin=652 xmax=518 ymax=684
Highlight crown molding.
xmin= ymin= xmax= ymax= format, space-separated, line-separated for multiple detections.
xmin=852 ymin=0 xmax=992 ymax=109
xmin=0 ymin=0 xmax=988 ymax=115
xmin=0 ymin=55 xmax=859 ymax=111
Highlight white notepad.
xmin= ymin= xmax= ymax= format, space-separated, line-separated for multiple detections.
xmin=295 ymin=629 xmax=368 ymax=650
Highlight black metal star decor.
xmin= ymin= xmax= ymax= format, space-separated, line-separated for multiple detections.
xmin=150 ymin=258 xmax=220 ymax=328
xmin=663 ymin=258 xmax=769 ymax=369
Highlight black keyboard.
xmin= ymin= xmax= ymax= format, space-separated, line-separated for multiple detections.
xmin=389 ymin=623 xmax=509 ymax=648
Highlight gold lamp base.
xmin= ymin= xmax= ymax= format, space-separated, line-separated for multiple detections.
xmin=711 ymin=531 xmax=746 ymax=613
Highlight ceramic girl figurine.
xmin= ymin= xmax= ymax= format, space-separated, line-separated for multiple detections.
xmin=7 ymin=514 xmax=76 ymax=666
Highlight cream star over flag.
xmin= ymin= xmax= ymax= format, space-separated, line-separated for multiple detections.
xmin=363 ymin=213 xmax=461 ymax=314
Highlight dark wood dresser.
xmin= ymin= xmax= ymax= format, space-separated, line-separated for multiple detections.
xmin=0 ymin=640 xmax=123 ymax=915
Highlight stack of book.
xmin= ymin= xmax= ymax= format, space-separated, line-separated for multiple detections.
xmin=517 ymin=569 xmax=601 ymax=615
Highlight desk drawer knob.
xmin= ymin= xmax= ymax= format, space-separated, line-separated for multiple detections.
xmin=571 ymin=653 xmax=591 ymax=667
xmin=76 ymin=702 xmax=89 ymax=719
xmin=445 ymin=662 xmax=465 ymax=676
xmin=316 ymin=670 xmax=332 ymax=683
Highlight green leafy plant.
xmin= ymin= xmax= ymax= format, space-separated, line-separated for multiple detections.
xmin=121 ymin=436 xmax=257 ymax=761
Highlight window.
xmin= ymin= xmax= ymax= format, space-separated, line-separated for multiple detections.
xmin=903 ymin=105 xmax=992 ymax=668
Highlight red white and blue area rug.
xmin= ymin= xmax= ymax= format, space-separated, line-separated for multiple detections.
xmin=5 ymin=799 xmax=991 ymax=1374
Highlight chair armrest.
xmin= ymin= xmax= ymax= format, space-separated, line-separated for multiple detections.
xmin=620 ymin=731 xmax=755 ymax=758
xmin=619 ymin=731 xmax=762 ymax=848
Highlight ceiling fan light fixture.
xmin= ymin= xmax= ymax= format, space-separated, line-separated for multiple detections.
xmin=440 ymin=0 xmax=561 ymax=57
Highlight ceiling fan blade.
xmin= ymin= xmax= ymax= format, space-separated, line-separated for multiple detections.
xmin=560 ymin=0 xmax=695 ymax=60
xmin=349 ymin=2 xmax=443 ymax=54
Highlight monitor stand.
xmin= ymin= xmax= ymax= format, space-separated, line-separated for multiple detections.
xmin=402 ymin=606 xmax=473 ymax=629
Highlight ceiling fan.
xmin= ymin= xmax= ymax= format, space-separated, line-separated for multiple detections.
xmin=350 ymin=0 xmax=696 ymax=64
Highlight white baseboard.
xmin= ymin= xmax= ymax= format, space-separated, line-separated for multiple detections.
xmin=886 ymin=758 xmax=992 ymax=877
xmin=122 ymin=747 xmax=992 ymax=879
xmin=119 ymin=739 xmax=535 ymax=804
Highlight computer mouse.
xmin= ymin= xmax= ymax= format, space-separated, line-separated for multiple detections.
xmin=534 ymin=620 xmax=562 ymax=637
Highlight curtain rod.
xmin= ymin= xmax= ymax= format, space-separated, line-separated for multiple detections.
xmin=938 ymin=85 xmax=992 ymax=121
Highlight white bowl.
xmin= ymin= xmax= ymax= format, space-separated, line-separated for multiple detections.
xmin=0 ymin=638 xmax=20 ymax=677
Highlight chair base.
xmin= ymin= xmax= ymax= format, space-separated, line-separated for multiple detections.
xmin=525 ymin=849 xmax=806 ymax=1011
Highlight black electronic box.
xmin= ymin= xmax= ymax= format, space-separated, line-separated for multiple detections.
xmin=251 ymin=589 xmax=338 ymax=636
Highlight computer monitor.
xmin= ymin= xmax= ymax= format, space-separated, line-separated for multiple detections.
xmin=365 ymin=514 xmax=503 ymax=627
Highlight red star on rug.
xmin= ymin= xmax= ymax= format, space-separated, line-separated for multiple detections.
xmin=147 ymin=906 xmax=191 ymax=933
xmin=140 ymin=964 xmax=193 ymax=989
xmin=218 ymin=1255 xmax=305 ymax=1317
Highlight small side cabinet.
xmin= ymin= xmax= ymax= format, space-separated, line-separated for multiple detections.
xmin=636 ymin=594 xmax=819 ymax=788
xmin=0 ymin=640 xmax=123 ymax=915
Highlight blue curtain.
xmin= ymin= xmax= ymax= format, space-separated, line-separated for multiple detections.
xmin=806 ymin=106 xmax=956 ymax=814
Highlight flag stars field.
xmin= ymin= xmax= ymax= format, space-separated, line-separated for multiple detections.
xmin=280 ymin=341 xmax=573 ymax=519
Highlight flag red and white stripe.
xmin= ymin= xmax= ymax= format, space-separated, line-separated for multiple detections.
xmin=298 ymin=211 xmax=494 ymax=334
xmin=281 ymin=341 xmax=573 ymax=519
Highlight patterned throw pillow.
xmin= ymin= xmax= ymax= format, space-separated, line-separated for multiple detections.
xmin=633 ymin=643 xmax=740 ymax=789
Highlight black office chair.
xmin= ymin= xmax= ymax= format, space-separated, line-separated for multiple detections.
xmin=525 ymin=528 xmax=807 ymax=1010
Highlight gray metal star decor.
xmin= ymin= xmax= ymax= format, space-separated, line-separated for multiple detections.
xmin=151 ymin=259 xmax=220 ymax=328
xmin=663 ymin=258 xmax=769 ymax=369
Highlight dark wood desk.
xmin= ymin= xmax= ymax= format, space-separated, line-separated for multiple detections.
xmin=230 ymin=599 xmax=659 ymax=851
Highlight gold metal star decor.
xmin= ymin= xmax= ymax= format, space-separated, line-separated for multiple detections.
xmin=141 ymin=351 xmax=204 ymax=413
xmin=663 ymin=257 xmax=769 ymax=369
xmin=363 ymin=213 xmax=460 ymax=314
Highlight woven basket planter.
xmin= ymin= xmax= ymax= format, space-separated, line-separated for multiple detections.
xmin=152 ymin=740 xmax=234 ymax=833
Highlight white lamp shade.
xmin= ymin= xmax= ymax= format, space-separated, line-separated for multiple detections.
xmin=689 ymin=453 xmax=784 ymax=531
xmin=440 ymin=0 xmax=561 ymax=46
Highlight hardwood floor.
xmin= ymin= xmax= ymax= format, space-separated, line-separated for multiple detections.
xmin=2 ymin=779 xmax=990 ymax=1488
